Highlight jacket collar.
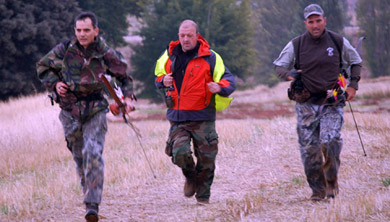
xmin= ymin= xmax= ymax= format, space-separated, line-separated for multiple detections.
xmin=168 ymin=34 xmax=211 ymax=57
xmin=69 ymin=36 xmax=108 ymax=57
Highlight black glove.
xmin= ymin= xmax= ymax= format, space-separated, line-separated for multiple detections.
xmin=288 ymin=70 xmax=301 ymax=80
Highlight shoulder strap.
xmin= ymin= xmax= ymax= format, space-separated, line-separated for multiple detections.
xmin=327 ymin=31 xmax=342 ymax=69
xmin=294 ymin=36 xmax=301 ymax=70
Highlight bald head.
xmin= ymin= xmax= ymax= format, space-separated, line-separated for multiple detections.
xmin=179 ymin=20 xmax=198 ymax=33
xmin=178 ymin=20 xmax=199 ymax=52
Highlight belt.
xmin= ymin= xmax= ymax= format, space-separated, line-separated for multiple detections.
xmin=76 ymin=93 xmax=103 ymax=102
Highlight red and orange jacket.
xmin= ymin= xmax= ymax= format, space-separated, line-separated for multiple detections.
xmin=155 ymin=35 xmax=235 ymax=122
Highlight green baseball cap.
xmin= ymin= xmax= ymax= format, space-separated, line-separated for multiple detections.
xmin=304 ymin=4 xmax=324 ymax=19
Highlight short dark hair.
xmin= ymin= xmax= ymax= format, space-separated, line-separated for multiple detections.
xmin=75 ymin=11 xmax=98 ymax=28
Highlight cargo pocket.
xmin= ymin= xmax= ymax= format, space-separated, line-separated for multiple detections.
xmin=206 ymin=131 xmax=219 ymax=146
xmin=165 ymin=123 xmax=181 ymax=157
xmin=165 ymin=137 xmax=173 ymax=157
xmin=200 ymin=130 xmax=218 ymax=157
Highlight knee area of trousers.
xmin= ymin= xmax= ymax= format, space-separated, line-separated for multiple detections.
xmin=320 ymin=131 xmax=341 ymax=144
xmin=172 ymin=151 xmax=192 ymax=165
xmin=320 ymin=138 xmax=341 ymax=149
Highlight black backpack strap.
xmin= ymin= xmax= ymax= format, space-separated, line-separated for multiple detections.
xmin=294 ymin=35 xmax=301 ymax=70
xmin=327 ymin=31 xmax=342 ymax=70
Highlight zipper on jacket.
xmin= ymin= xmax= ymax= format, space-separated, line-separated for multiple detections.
xmin=177 ymin=68 xmax=186 ymax=121
xmin=182 ymin=68 xmax=193 ymax=93
xmin=204 ymin=78 xmax=208 ymax=106
xmin=177 ymin=94 xmax=180 ymax=120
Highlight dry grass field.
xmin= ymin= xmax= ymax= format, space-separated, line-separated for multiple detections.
xmin=1 ymin=77 xmax=390 ymax=221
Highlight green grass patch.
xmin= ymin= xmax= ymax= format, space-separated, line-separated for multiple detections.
xmin=123 ymin=156 xmax=129 ymax=163
xmin=291 ymin=175 xmax=306 ymax=187
xmin=140 ymin=108 xmax=166 ymax=114
xmin=356 ymin=91 xmax=390 ymax=100
xmin=381 ymin=178 xmax=390 ymax=187
xmin=1 ymin=205 xmax=8 ymax=215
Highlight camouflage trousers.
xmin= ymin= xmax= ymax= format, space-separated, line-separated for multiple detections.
xmin=296 ymin=102 xmax=345 ymax=197
xmin=166 ymin=121 xmax=219 ymax=200
xmin=59 ymin=109 xmax=107 ymax=205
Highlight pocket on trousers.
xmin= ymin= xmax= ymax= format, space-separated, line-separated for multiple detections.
xmin=206 ymin=131 xmax=219 ymax=146
xmin=165 ymin=139 xmax=173 ymax=156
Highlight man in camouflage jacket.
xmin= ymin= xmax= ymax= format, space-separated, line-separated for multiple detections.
xmin=37 ymin=11 xmax=133 ymax=221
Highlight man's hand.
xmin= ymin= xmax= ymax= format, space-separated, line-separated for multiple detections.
xmin=163 ymin=73 xmax=173 ymax=87
xmin=55 ymin=82 xmax=69 ymax=97
xmin=287 ymin=76 xmax=295 ymax=81
xmin=207 ymin=82 xmax=221 ymax=94
xmin=287 ymin=69 xmax=302 ymax=81
xmin=124 ymin=97 xmax=135 ymax=113
xmin=109 ymin=97 xmax=135 ymax=116
xmin=346 ymin=87 xmax=356 ymax=101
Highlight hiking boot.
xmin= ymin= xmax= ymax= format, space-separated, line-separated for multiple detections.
xmin=85 ymin=203 xmax=99 ymax=222
xmin=326 ymin=185 xmax=339 ymax=199
xmin=326 ymin=188 xmax=335 ymax=199
xmin=310 ymin=195 xmax=323 ymax=202
xmin=184 ymin=178 xmax=196 ymax=197
xmin=85 ymin=211 xmax=98 ymax=222
xmin=310 ymin=192 xmax=325 ymax=202
xmin=196 ymin=198 xmax=209 ymax=205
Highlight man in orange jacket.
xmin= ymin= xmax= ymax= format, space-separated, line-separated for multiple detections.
xmin=155 ymin=20 xmax=235 ymax=204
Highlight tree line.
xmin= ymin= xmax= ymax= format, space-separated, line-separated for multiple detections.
xmin=0 ymin=0 xmax=389 ymax=101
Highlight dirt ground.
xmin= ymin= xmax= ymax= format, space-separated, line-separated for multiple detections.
xmin=2 ymin=77 xmax=389 ymax=221
xmin=70 ymin=95 xmax=390 ymax=221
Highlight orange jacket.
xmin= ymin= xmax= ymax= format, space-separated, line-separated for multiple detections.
xmin=155 ymin=35 xmax=235 ymax=122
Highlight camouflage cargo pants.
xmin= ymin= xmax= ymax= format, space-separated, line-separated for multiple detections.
xmin=296 ymin=102 xmax=344 ymax=197
xmin=166 ymin=121 xmax=219 ymax=200
xmin=59 ymin=109 xmax=107 ymax=205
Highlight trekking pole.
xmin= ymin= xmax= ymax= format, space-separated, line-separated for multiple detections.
xmin=347 ymin=101 xmax=367 ymax=156
xmin=101 ymin=74 xmax=157 ymax=178
xmin=349 ymin=36 xmax=367 ymax=156
xmin=125 ymin=118 xmax=157 ymax=178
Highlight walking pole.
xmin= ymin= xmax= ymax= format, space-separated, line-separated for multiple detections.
xmin=347 ymin=101 xmax=367 ymax=156
xmin=348 ymin=36 xmax=367 ymax=156
xmin=102 ymin=74 xmax=157 ymax=178
xmin=126 ymin=119 xmax=157 ymax=178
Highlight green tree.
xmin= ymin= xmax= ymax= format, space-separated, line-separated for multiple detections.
xmin=77 ymin=0 xmax=147 ymax=47
xmin=0 ymin=0 xmax=80 ymax=101
xmin=131 ymin=0 xmax=255 ymax=100
xmin=356 ymin=0 xmax=390 ymax=77
xmin=252 ymin=0 xmax=299 ymax=86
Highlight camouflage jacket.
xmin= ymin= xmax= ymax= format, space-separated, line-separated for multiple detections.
xmin=37 ymin=36 xmax=133 ymax=122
